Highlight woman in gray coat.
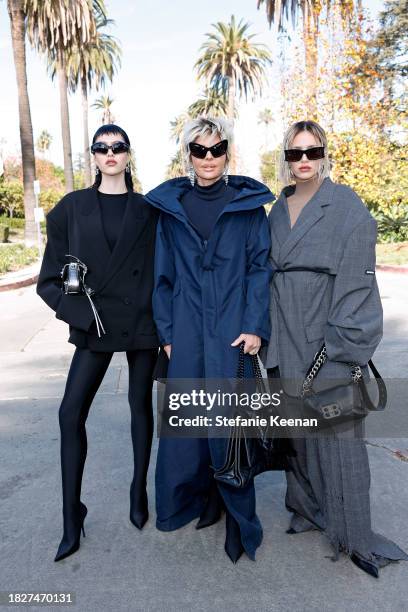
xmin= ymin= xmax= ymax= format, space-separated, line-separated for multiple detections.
xmin=262 ymin=120 xmax=407 ymax=577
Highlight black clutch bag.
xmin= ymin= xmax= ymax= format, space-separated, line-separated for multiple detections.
xmin=300 ymin=344 xmax=387 ymax=426
xmin=213 ymin=342 xmax=291 ymax=489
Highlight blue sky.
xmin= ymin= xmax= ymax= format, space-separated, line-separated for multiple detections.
xmin=0 ymin=0 xmax=384 ymax=191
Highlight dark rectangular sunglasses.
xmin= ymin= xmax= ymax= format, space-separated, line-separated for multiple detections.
xmin=91 ymin=142 xmax=130 ymax=155
xmin=189 ymin=139 xmax=228 ymax=159
xmin=284 ymin=146 xmax=325 ymax=162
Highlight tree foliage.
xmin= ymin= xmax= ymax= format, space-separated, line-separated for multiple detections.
xmin=370 ymin=0 xmax=408 ymax=79
xmin=165 ymin=150 xmax=184 ymax=180
xmin=63 ymin=12 xmax=121 ymax=93
xmin=195 ymin=15 xmax=272 ymax=121
xmin=270 ymin=3 xmax=407 ymax=218
xmin=36 ymin=130 xmax=52 ymax=155
xmin=92 ymin=94 xmax=115 ymax=124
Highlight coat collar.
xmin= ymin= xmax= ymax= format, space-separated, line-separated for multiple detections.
xmin=78 ymin=187 xmax=148 ymax=292
xmin=272 ymin=177 xmax=335 ymax=262
xmin=280 ymin=175 xmax=335 ymax=208
xmin=144 ymin=175 xmax=274 ymax=223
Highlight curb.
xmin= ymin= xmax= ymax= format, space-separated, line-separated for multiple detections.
xmin=376 ymin=264 xmax=408 ymax=275
xmin=0 ymin=272 xmax=39 ymax=292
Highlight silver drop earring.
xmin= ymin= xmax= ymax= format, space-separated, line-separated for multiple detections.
xmin=126 ymin=163 xmax=131 ymax=173
xmin=223 ymin=167 xmax=229 ymax=185
xmin=188 ymin=165 xmax=196 ymax=187
xmin=95 ymin=167 xmax=100 ymax=176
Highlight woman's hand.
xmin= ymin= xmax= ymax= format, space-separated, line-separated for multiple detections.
xmin=231 ymin=334 xmax=261 ymax=355
xmin=163 ymin=344 xmax=171 ymax=359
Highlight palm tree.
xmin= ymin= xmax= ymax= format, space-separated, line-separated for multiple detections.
xmin=170 ymin=112 xmax=191 ymax=145
xmin=36 ymin=129 xmax=53 ymax=157
xmin=65 ymin=12 xmax=121 ymax=186
xmin=25 ymin=0 xmax=103 ymax=193
xmin=92 ymin=95 xmax=115 ymax=124
xmin=195 ymin=15 xmax=272 ymax=171
xmin=165 ymin=150 xmax=185 ymax=180
xmin=258 ymin=108 xmax=274 ymax=149
xmin=257 ymin=0 xmax=356 ymax=115
xmin=6 ymin=0 xmax=37 ymax=245
xmin=188 ymin=89 xmax=229 ymax=118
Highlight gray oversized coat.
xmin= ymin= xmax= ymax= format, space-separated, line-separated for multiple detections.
xmin=261 ymin=176 xmax=382 ymax=393
xmin=261 ymin=177 xmax=408 ymax=567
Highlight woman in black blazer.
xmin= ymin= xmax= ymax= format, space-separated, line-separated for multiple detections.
xmin=37 ymin=124 xmax=159 ymax=562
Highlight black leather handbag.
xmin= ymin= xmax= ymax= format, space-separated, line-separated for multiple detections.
xmin=300 ymin=344 xmax=387 ymax=426
xmin=213 ymin=342 xmax=290 ymax=488
xmin=60 ymin=254 xmax=106 ymax=338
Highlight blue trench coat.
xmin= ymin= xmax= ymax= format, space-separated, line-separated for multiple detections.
xmin=144 ymin=176 xmax=273 ymax=559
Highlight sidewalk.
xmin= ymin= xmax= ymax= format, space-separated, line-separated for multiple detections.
xmin=0 ymin=262 xmax=40 ymax=292
xmin=0 ymin=274 xmax=407 ymax=612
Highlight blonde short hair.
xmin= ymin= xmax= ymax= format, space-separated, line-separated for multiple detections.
xmin=182 ymin=116 xmax=233 ymax=170
xmin=278 ymin=120 xmax=331 ymax=185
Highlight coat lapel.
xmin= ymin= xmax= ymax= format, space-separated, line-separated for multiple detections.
xmin=269 ymin=198 xmax=291 ymax=262
xmin=96 ymin=191 xmax=147 ymax=293
xmin=278 ymin=177 xmax=335 ymax=262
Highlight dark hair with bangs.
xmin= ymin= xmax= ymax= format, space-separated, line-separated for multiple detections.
xmin=91 ymin=124 xmax=133 ymax=191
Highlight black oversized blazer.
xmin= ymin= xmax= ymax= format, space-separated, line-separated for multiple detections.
xmin=37 ymin=187 xmax=160 ymax=352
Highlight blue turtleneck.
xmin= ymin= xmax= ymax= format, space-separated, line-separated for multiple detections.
xmin=181 ymin=177 xmax=237 ymax=240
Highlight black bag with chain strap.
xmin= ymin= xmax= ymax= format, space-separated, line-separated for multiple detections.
xmin=213 ymin=342 xmax=291 ymax=488
xmin=60 ymin=254 xmax=106 ymax=338
xmin=300 ymin=344 xmax=387 ymax=427
xmin=271 ymin=268 xmax=387 ymax=427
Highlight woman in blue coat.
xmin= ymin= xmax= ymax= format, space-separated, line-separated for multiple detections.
xmin=144 ymin=117 xmax=273 ymax=562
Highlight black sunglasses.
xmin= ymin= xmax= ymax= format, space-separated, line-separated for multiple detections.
xmin=189 ymin=139 xmax=228 ymax=159
xmin=284 ymin=146 xmax=325 ymax=162
xmin=91 ymin=141 xmax=130 ymax=155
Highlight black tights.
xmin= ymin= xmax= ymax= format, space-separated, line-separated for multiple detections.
xmin=58 ymin=347 xmax=157 ymax=525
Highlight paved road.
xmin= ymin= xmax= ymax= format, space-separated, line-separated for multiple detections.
xmin=0 ymin=273 xmax=407 ymax=611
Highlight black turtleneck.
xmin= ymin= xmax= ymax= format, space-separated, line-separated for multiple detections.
xmin=97 ymin=191 xmax=128 ymax=251
xmin=181 ymin=177 xmax=237 ymax=240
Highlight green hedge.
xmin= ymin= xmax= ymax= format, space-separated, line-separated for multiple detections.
xmin=0 ymin=215 xmax=25 ymax=229
xmin=0 ymin=244 xmax=39 ymax=274
xmin=373 ymin=206 xmax=408 ymax=243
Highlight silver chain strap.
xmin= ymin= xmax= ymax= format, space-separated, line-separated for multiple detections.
xmin=301 ymin=344 xmax=363 ymax=397
xmin=301 ymin=346 xmax=328 ymax=396
xmin=350 ymin=364 xmax=363 ymax=382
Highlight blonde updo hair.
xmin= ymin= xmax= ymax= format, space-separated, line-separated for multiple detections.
xmin=182 ymin=116 xmax=233 ymax=171
xmin=278 ymin=120 xmax=331 ymax=185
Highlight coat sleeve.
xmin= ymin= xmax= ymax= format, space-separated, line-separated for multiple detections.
xmin=152 ymin=214 xmax=176 ymax=346
xmin=36 ymin=214 xmax=95 ymax=332
xmin=324 ymin=216 xmax=383 ymax=365
xmin=241 ymin=206 xmax=273 ymax=344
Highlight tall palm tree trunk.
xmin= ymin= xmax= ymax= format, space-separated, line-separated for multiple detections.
xmin=227 ymin=75 xmax=237 ymax=173
xmin=7 ymin=0 xmax=37 ymax=246
xmin=81 ymin=76 xmax=92 ymax=187
xmin=57 ymin=65 xmax=74 ymax=193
